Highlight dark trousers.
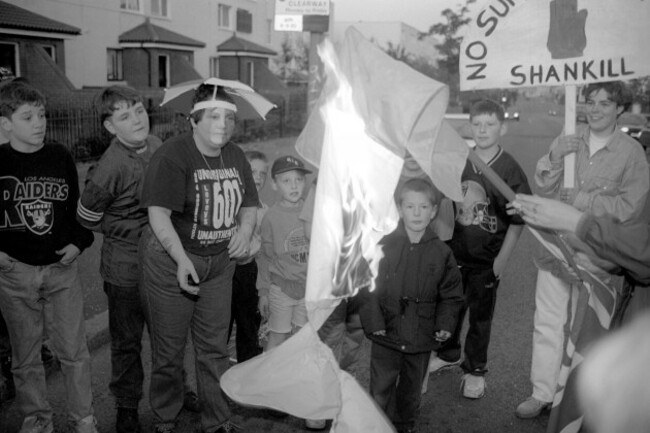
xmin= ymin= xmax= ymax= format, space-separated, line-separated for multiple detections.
xmin=437 ymin=266 xmax=499 ymax=375
xmin=228 ymin=261 xmax=262 ymax=362
xmin=370 ymin=343 xmax=429 ymax=432
xmin=104 ymin=282 xmax=146 ymax=409
xmin=317 ymin=297 xmax=364 ymax=373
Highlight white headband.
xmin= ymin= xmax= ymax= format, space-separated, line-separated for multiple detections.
xmin=190 ymin=100 xmax=237 ymax=114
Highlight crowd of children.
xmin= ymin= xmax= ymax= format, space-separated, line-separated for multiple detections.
xmin=9 ymin=76 xmax=643 ymax=433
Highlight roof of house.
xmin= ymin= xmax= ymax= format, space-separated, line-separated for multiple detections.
xmin=217 ymin=34 xmax=277 ymax=56
xmin=0 ymin=0 xmax=80 ymax=35
xmin=119 ymin=19 xmax=205 ymax=48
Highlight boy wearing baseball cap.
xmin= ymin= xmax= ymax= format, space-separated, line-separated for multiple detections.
xmin=257 ymin=155 xmax=312 ymax=353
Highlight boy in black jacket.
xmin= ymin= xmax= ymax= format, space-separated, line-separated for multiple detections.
xmin=359 ymin=178 xmax=463 ymax=433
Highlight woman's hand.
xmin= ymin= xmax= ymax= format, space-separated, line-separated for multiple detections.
xmin=507 ymin=194 xmax=583 ymax=232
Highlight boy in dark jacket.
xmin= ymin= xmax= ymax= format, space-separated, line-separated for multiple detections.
xmin=359 ymin=178 xmax=463 ymax=433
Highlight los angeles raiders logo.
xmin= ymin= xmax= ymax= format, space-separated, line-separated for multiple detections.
xmin=20 ymin=200 xmax=53 ymax=235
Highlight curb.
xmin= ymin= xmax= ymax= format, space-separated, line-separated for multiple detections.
xmin=85 ymin=311 xmax=110 ymax=353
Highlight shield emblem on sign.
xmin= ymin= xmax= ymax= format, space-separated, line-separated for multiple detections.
xmin=20 ymin=200 xmax=53 ymax=235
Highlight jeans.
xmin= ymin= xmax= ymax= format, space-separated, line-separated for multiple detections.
xmin=229 ymin=261 xmax=261 ymax=362
xmin=437 ymin=266 xmax=499 ymax=375
xmin=369 ymin=343 xmax=429 ymax=431
xmin=0 ymin=260 xmax=93 ymax=426
xmin=139 ymin=227 xmax=235 ymax=432
xmin=104 ymin=282 xmax=146 ymax=409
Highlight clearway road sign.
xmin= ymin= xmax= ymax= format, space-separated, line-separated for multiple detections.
xmin=275 ymin=0 xmax=330 ymax=32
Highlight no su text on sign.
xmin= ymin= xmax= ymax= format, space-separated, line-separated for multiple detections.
xmin=459 ymin=0 xmax=650 ymax=90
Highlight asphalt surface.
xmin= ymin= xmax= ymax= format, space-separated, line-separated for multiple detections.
xmin=1 ymin=98 xmax=566 ymax=433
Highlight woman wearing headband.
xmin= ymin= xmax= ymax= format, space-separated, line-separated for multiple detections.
xmin=139 ymin=83 xmax=259 ymax=433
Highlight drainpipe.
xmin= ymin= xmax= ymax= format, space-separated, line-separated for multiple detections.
xmin=141 ymin=42 xmax=152 ymax=88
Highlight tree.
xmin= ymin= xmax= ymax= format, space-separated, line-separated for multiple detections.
xmin=423 ymin=0 xmax=477 ymax=107
xmin=274 ymin=34 xmax=309 ymax=82
xmin=383 ymin=41 xmax=439 ymax=80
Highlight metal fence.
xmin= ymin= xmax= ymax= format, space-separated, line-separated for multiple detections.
xmin=45 ymin=88 xmax=308 ymax=161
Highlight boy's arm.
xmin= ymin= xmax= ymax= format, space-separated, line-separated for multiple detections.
xmin=534 ymin=135 xmax=565 ymax=196
xmin=493 ymin=224 xmax=524 ymax=279
xmin=256 ymin=214 xmax=273 ymax=298
xmin=433 ymin=251 xmax=464 ymax=333
xmin=357 ymin=286 xmax=386 ymax=335
xmin=66 ymin=151 xmax=94 ymax=252
xmin=77 ymin=180 xmax=116 ymax=232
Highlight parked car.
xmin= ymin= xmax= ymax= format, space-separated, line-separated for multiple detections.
xmin=618 ymin=112 xmax=650 ymax=163
xmin=444 ymin=113 xmax=475 ymax=148
xmin=618 ymin=112 xmax=648 ymax=140
xmin=548 ymin=109 xmax=558 ymax=116
xmin=577 ymin=112 xmax=588 ymax=123
xmin=505 ymin=110 xmax=520 ymax=121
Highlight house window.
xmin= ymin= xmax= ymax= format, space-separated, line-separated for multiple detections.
xmin=158 ymin=55 xmax=169 ymax=88
xmin=41 ymin=45 xmax=56 ymax=62
xmin=209 ymin=57 xmax=219 ymax=77
xmin=151 ymin=0 xmax=169 ymax=17
xmin=120 ymin=0 xmax=141 ymax=12
xmin=107 ymin=49 xmax=123 ymax=81
xmin=266 ymin=19 xmax=273 ymax=43
xmin=0 ymin=42 xmax=19 ymax=79
xmin=218 ymin=4 xmax=232 ymax=29
xmin=236 ymin=9 xmax=252 ymax=33
xmin=246 ymin=61 xmax=254 ymax=87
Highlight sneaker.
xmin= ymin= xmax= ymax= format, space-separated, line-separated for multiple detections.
xmin=305 ymin=419 xmax=327 ymax=430
xmin=428 ymin=355 xmax=461 ymax=374
xmin=461 ymin=374 xmax=486 ymax=399
xmin=153 ymin=422 xmax=176 ymax=433
xmin=72 ymin=415 xmax=99 ymax=433
xmin=214 ymin=421 xmax=242 ymax=432
xmin=183 ymin=391 xmax=201 ymax=413
xmin=515 ymin=396 xmax=551 ymax=419
xmin=18 ymin=416 xmax=54 ymax=433
xmin=116 ymin=408 xmax=140 ymax=433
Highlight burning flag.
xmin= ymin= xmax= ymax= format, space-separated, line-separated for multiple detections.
xmin=221 ymin=27 xmax=468 ymax=431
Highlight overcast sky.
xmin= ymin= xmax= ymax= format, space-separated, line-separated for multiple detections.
xmin=333 ymin=0 xmax=472 ymax=32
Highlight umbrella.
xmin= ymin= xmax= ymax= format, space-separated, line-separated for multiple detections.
xmin=160 ymin=77 xmax=276 ymax=120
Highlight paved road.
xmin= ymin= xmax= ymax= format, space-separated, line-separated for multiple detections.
xmin=1 ymin=97 xmax=567 ymax=432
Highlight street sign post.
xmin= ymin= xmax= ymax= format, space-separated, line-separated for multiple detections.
xmin=274 ymin=0 xmax=332 ymax=116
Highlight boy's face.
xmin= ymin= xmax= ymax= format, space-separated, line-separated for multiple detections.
xmin=470 ymin=113 xmax=506 ymax=151
xmin=192 ymin=107 xmax=235 ymax=151
xmin=2 ymin=103 xmax=47 ymax=150
xmin=103 ymin=101 xmax=150 ymax=147
xmin=272 ymin=170 xmax=306 ymax=205
xmin=585 ymin=88 xmax=623 ymax=135
xmin=398 ymin=190 xmax=438 ymax=235
xmin=248 ymin=158 xmax=268 ymax=192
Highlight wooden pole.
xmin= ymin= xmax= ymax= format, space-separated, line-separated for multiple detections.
xmin=563 ymin=85 xmax=577 ymax=188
